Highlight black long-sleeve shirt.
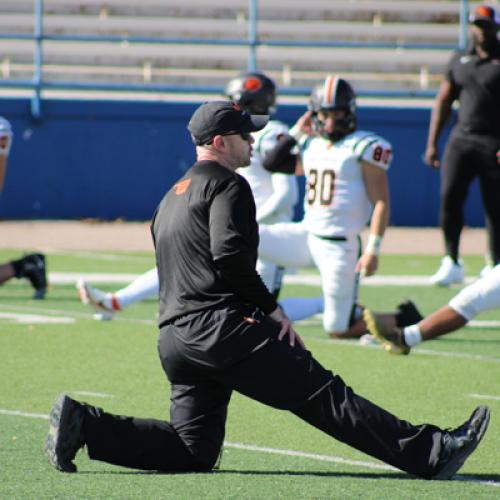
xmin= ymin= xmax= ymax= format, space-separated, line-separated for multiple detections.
xmin=152 ymin=160 xmax=278 ymax=326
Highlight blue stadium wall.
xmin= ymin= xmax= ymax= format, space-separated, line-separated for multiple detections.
xmin=0 ymin=97 xmax=484 ymax=227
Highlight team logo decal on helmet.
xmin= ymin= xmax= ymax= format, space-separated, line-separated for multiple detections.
xmin=244 ymin=77 xmax=264 ymax=92
xmin=225 ymin=72 xmax=277 ymax=115
xmin=309 ymin=75 xmax=357 ymax=142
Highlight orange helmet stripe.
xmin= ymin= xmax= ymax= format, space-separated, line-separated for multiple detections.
xmin=323 ymin=75 xmax=339 ymax=108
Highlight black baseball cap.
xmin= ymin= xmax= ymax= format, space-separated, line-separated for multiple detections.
xmin=469 ymin=4 xmax=500 ymax=25
xmin=188 ymin=100 xmax=269 ymax=145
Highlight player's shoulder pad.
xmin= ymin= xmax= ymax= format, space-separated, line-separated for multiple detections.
xmin=350 ymin=130 xmax=393 ymax=170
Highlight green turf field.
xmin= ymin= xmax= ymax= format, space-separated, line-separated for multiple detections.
xmin=0 ymin=250 xmax=499 ymax=499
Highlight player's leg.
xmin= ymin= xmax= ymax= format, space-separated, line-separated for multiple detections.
xmin=431 ymin=134 xmax=473 ymax=285
xmin=256 ymin=258 xmax=284 ymax=298
xmin=224 ymin=314 xmax=484 ymax=479
xmin=115 ymin=267 xmax=159 ymax=307
xmin=45 ymin=318 xmax=233 ymax=473
xmin=446 ymin=263 xmax=500 ymax=325
xmin=279 ymin=296 xmax=324 ymax=322
xmin=258 ymin=222 xmax=314 ymax=268
xmin=3 ymin=253 xmax=47 ymax=299
xmin=258 ymin=223 xmax=324 ymax=321
xmin=307 ymin=234 xmax=361 ymax=337
xmin=0 ymin=262 xmax=15 ymax=284
xmin=45 ymin=386 xmax=228 ymax=473
xmin=476 ymin=139 xmax=500 ymax=266
xmin=78 ymin=267 xmax=159 ymax=319
xmin=364 ymin=264 xmax=500 ymax=354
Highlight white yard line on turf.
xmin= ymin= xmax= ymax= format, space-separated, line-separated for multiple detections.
xmin=43 ymin=273 xmax=481 ymax=286
xmin=72 ymin=391 xmax=114 ymax=398
xmin=286 ymin=275 xmax=479 ymax=287
xmin=0 ymin=407 xmax=498 ymax=486
xmin=1 ymin=303 xmax=499 ymax=363
xmin=297 ymin=316 xmax=500 ymax=330
xmin=0 ymin=409 xmax=49 ymax=419
xmin=50 ymin=250 xmax=154 ymax=263
xmin=50 ymin=272 xmax=143 ymax=284
xmin=224 ymin=441 xmax=394 ymax=471
xmin=0 ymin=303 xmax=156 ymax=326
xmin=0 ymin=312 xmax=75 ymax=324
xmin=469 ymin=394 xmax=500 ymax=402
xmin=312 ymin=336 xmax=500 ymax=363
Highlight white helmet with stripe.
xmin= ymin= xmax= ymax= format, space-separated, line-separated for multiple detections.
xmin=309 ymin=75 xmax=357 ymax=142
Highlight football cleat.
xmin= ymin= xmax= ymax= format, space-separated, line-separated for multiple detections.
xmin=479 ymin=265 xmax=493 ymax=279
xmin=45 ymin=394 xmax=87 ymax=473
xmin=432 ymin=406 xmax=490 ymax=480
xmin=363 ymin=309 xmax=410 ymax=355
xmin=430 ymin=256 xmax=464 ymax=287
xmin=77 ymin=280 xmax=119 ymax=321
xmin=12 ymin=253 xmax=48 ymax=299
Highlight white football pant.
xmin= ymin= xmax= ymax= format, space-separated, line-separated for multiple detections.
xmin=449 ymin=264 xmax=500 ymax=320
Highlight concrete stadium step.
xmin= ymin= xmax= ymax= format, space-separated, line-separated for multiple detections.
xmin=0 ymin=39 xmax=450 ymax=73
xmin=0 ymin=14 xmax=461 ymax=45
xmin=1 ymin=0 xmax=462 ymax=23
xmin=2 ymin=62 xmax=442 ymax=92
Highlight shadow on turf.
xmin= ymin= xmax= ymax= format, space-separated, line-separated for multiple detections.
xmin=77 ymin=470 xmax=500 ymax=483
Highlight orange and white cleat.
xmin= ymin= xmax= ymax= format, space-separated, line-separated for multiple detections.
xmin=76 ymin=279 xmax=121 ymax=321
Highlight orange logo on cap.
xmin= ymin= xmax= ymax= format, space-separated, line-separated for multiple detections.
xmin=475 ymin=5 xmax=493 ymax=18
xmin=244 ymin=77 xmax=263 ymax=92
xmin=174 ymin=178 xmax=191 ymax=195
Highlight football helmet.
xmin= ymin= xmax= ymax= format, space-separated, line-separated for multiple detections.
xmin=309 ymin=75 xmax=357 ymax=142
xmin=225 ymin=72 xmax=277 ymax=115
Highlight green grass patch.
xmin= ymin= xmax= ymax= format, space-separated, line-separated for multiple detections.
xmin=0 ymin=252 xmax=499 ymax=498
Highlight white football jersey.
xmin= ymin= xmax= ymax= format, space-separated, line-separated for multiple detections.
xmin=238 ymin=119 xmax=298 ymax=223
xmin=0 ymin=116 xmax=13 ymax=157
xmin=300 ymin=130 xmax=392 ymax=238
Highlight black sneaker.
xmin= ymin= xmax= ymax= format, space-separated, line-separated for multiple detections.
xmin=45 ymin=394 xmax=86 ymax=473
xmin=432 ymin=406 xmax=491 ymax=480
xmin=15 ymin=253 xmax=47 ymax=299
xmin=395 ymin=300 xmax=423 ymax=327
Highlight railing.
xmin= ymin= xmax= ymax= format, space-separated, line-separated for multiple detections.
xmin=0 ymin=0 xmax=470 ymax=118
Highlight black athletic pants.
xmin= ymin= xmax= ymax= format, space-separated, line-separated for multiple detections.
xmin=82 ymin=305 xmax=445 ymax=478
xmin=440 ymin=129 xmax=500 ymax=263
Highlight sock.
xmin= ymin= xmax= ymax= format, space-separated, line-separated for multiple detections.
xmin=280 ymin=297 xmax=324 ymax=322
xmin=115 ymin=268 xmax=159 ymax=309
xmin=10 ymin=258 xmax=24 ymax=278
xmin=403 ymin=324 xmax=422 ymax=347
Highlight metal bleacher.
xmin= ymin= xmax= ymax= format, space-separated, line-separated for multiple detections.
xmin=0 ymin=0 xmax=478 ymax=113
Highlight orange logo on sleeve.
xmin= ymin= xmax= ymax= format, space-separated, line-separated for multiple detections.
xmin=174 ymin=178 xmax=191 ymax=195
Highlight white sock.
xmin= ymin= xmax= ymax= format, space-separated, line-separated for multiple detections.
xmin=403 ymin=324 xmax=422 ymax=347
xmin=280 ymin=297 xmax=324 ymax=322
xmin=115 ymin=268 xmax=159 ymax=309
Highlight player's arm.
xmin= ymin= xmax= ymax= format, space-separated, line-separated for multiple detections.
xmin=262 ymin=111 xmax=313 ymax=175
xmin=424 ymin=79 xmax=456 ymax=169
xmin=262 ymin=135 xmax=300 ymax=174
xmin=256 ymin=173 xmax=298 ymax=223
xmin=357 ymin=161 xmax=390 ymax=277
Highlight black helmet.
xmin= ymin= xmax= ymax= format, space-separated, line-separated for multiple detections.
xmin=309 ymin=75 xmax=357 ymax=141
xmin=225 ymin=72 xmax=277 ymax=115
